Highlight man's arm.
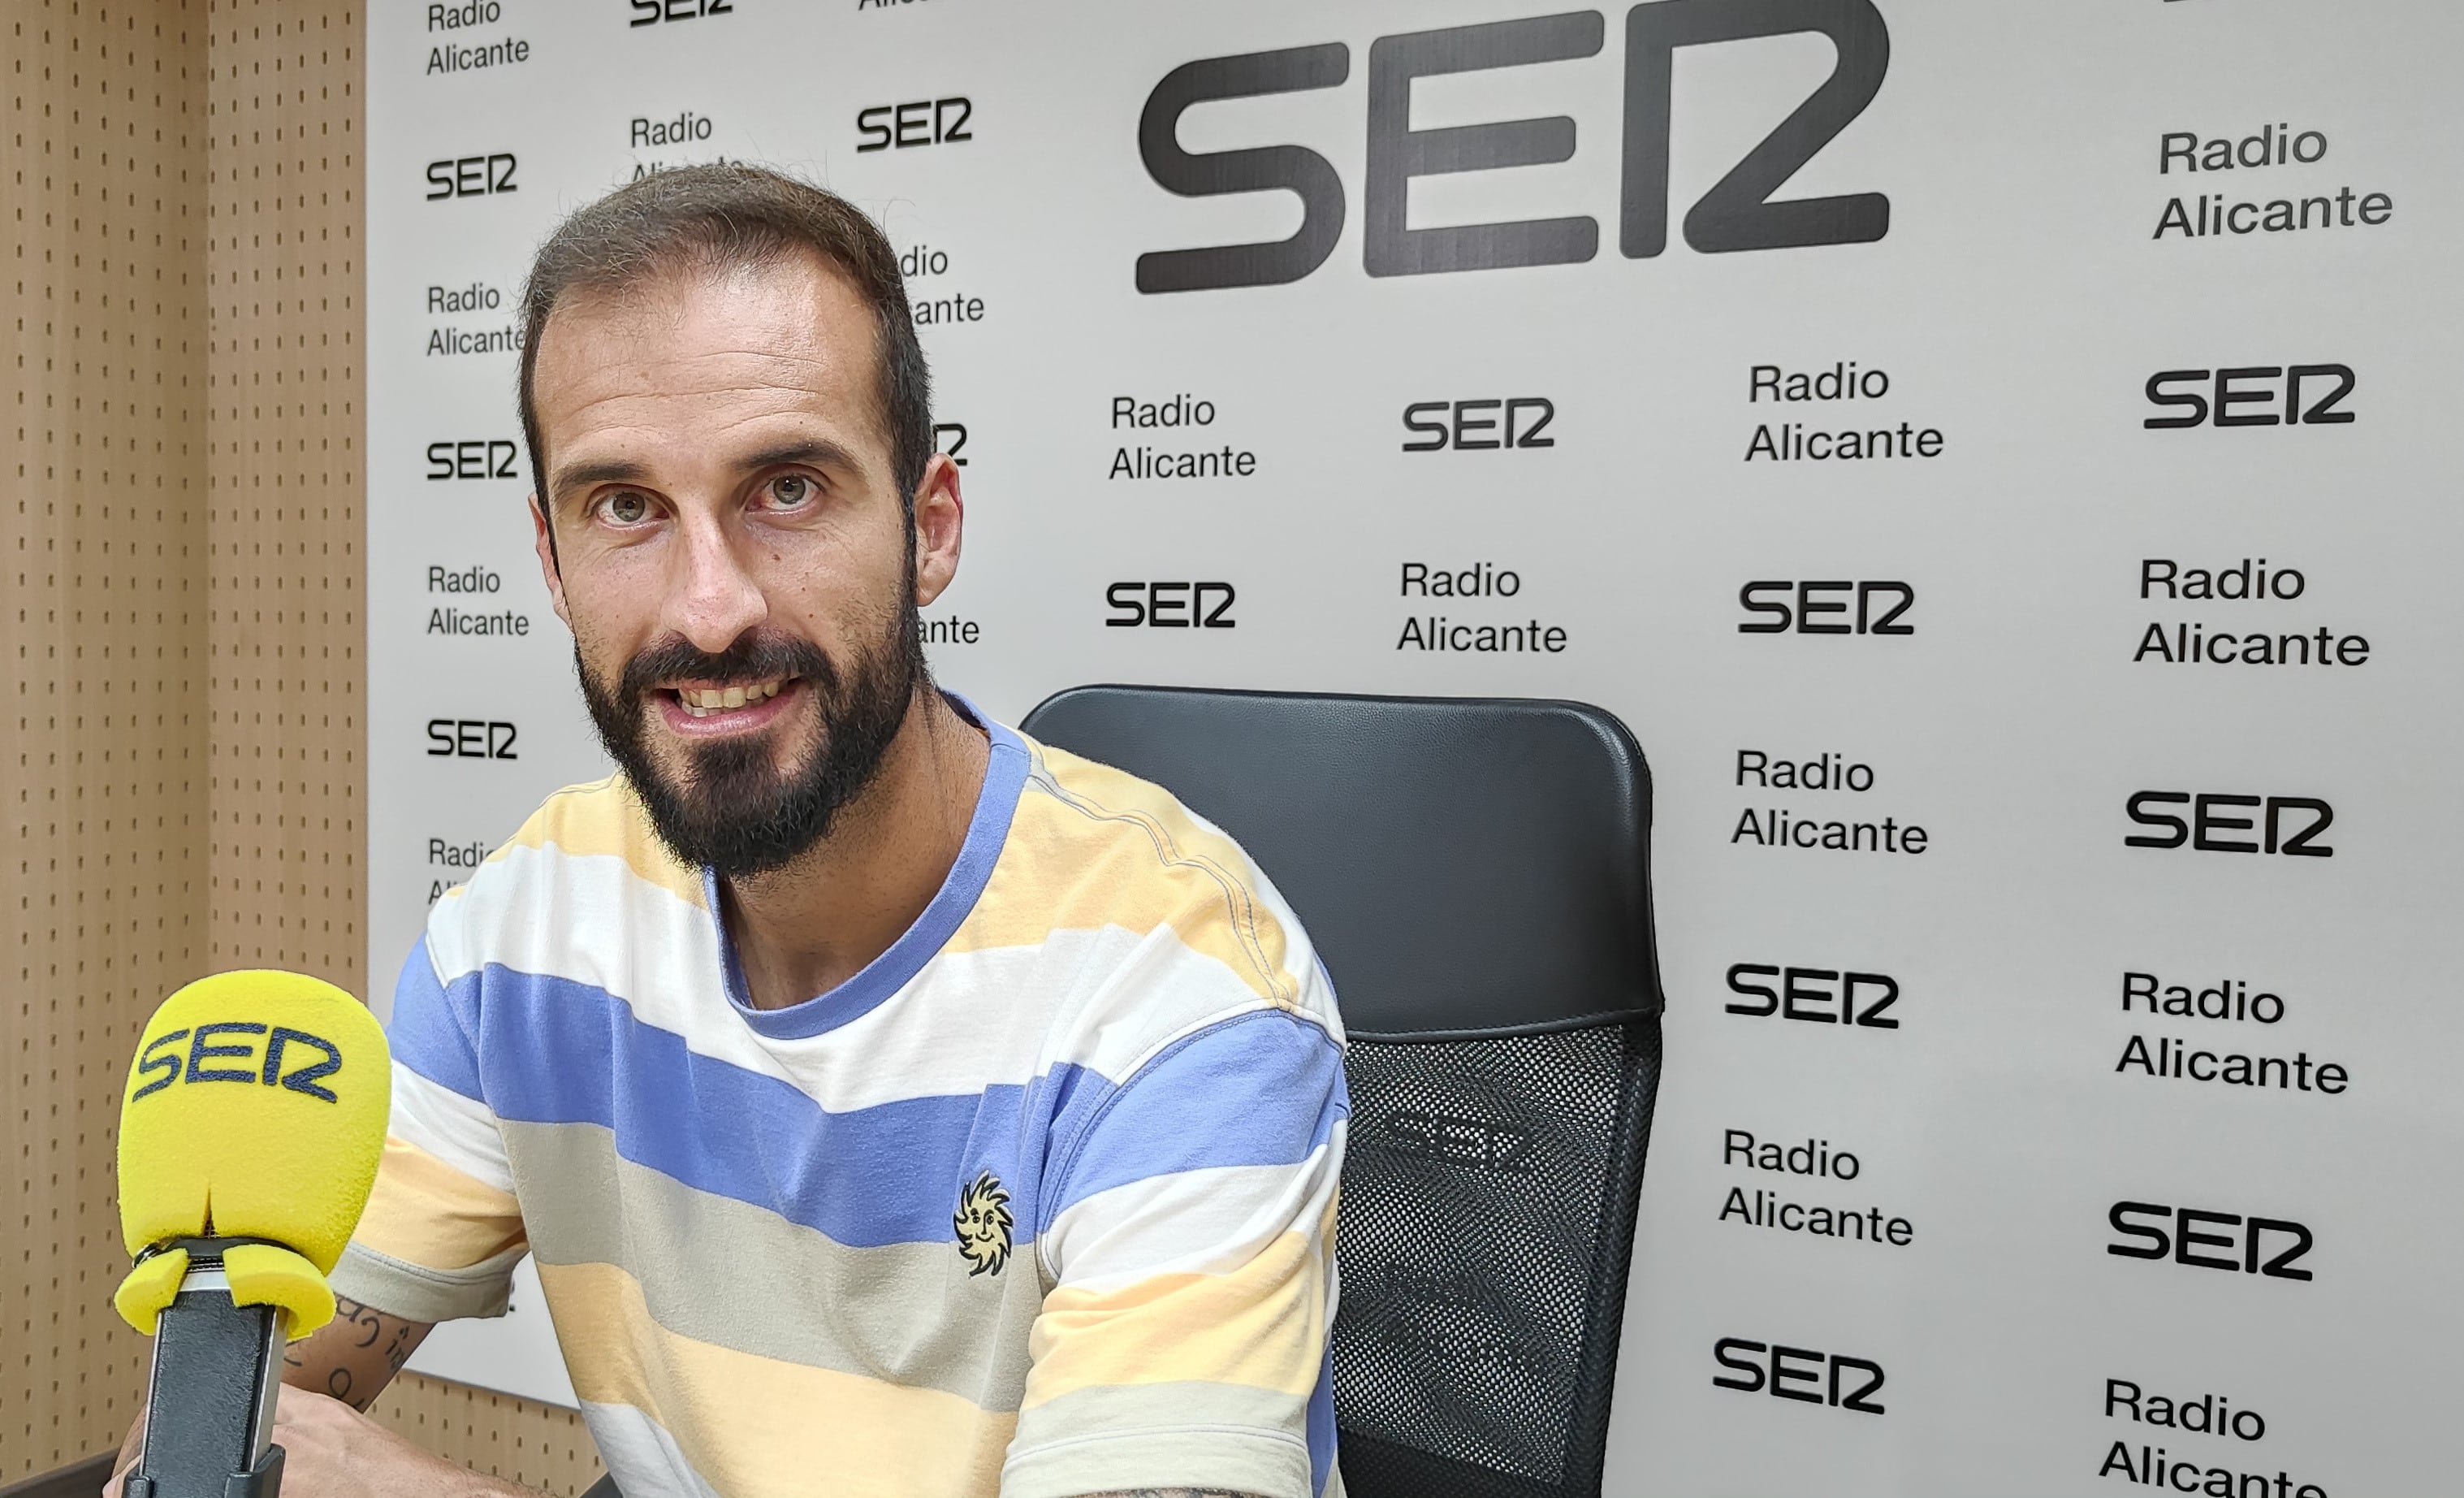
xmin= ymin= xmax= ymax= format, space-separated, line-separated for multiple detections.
xmin=283 ymin=1295 xmax=433 ymax=1411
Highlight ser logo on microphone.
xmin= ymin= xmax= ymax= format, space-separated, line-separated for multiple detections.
xmin=129 ymin=1024 xmax=344 ymax=1104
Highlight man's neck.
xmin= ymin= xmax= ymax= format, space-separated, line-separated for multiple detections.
xmin=720 ymin=689 xmax=992 ymax=1011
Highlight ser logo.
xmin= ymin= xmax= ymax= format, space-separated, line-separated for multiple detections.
xmin=1105 ymin=582 xmax=1235 ymax=629
xmin=629 ymin=0 xmax=730 ymax=24
xmin=2108 ymin=1201 xmax=2314 ymax=1281
xmin=425 ymin=153 xmax=517 ymax=200
xmin=1403 ymin=398 xmax=1555 ymax=452
xmin=2145 ymin=364 xmax=2354 ymax=429
xmin=1139 ymin=0 xmax=1890 ymax=292
xmin=426 ymin=440 xmax=521 ymax=480
xmin=1727 ymin=964 xmax=1899 ymax=1028
xmin=130 ymin=1024 xmax=344 ymax=1104
xmin=2125 ymin=793 xmax=2332 ymax=857
xmin=857 ymin=97 xmax=973 ymax=152
xmin=1739 ymin=580 xmax=1913 ymax=635
xmin=427 ymin=719 xmax=520 ymax=760
xmin=1381 ymin=1110 xmax=1533 ymax=1172
xmin=1714 ymin=1339 xmax=1885 ymax=1414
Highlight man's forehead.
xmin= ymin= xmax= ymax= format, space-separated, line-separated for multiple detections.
xmin=534 ymin=255 xmax=877 ymax=416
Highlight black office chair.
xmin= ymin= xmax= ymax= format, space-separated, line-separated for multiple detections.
xmin=1022 ymin=685 xmax=1663 ymax=1498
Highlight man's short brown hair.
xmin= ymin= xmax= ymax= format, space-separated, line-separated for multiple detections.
xmin=516 ymin=165 xmax=932 ymax=532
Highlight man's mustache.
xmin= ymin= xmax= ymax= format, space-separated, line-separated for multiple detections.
xmin=616 ymin=631 xmax=839 ymax=705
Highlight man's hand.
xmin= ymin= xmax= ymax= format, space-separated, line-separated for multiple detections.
xmin=103 ymin=1296 xmax=458 ymax=1498
xmin=262 ymin=1386 xmax=545 ymax=1498
xmin=106 ymin=1388 xmax=546 ymax=1498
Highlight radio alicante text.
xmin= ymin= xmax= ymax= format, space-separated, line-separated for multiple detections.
xmin=428 ymin=37 xmax=527 ymax=74
xmin=1745 ymin=422 xmax=1941 ymax=461
xmin=2125 ymin=972 xmax=2283 ymax=1025
xmin=2130 ymin=558 xmax=2367 ymax=665
xmin=426 ymin=1 xmax=497 ymax=28
xmin=1737 ymin=750 xmax=1872 ymax=792
xmin=1732 ymin=810 xmax=1925 ymax=854
xmin=2151 ymin=123 xmax=2387 ymax=241
xmin=2115 ymin=1035 xmax=2347 ymax=1096
xmin=1719 ymin=1188 xmax=1912 ymax=1248
xmin=429 ymin=838 xmax=486 ymax=869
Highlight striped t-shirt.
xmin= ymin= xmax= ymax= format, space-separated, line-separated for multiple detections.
xmin=331 ymin=712 xmax=1349 ymax=1498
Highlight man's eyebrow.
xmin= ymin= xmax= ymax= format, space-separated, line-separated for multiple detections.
xmin=548 ymin=457 xmax=649 ymax=498
xmin=741 ymin=438 xmax=862 ymax=474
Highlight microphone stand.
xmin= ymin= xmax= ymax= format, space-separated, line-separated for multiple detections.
xmin=123 ymin=1238 xmax=290 ymax=1498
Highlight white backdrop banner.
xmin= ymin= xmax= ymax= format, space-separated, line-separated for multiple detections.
xmin=367 ymin=2 xmax=2462 ymax=1492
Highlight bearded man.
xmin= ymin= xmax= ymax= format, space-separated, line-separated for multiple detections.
xmin=127 ymin=165 xmax=1348 ymax=1498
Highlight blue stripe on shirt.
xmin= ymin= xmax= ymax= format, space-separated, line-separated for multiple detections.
xmin=1044 ymin=1009 xmax=1348 ymax=1229
xmin=387 ymin=959 xmax=1342 ymax=1250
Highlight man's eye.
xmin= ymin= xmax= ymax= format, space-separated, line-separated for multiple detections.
xmin=602 ymin=491 xmax=651 ymax=525
xmin=767 ymin=474 xmax=813 ymax=508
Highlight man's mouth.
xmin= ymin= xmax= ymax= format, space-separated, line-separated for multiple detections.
xmin=657 ymin=676 xmax=801 ymax=734
xmin=671 ymin=678 xmax=791 ymax=718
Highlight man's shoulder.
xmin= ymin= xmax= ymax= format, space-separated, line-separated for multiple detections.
xmin=966 ymin=735 xmax=1340 ymax=1037
xmin=424 ymin=773 xmax=707 ymax=974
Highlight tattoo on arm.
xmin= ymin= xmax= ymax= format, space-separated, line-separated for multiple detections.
xmin=281 ymin=1296 xmax=434 ymax=1413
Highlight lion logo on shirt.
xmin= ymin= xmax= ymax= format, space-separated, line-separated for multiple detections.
xmin=954 ymin=1170 xmax=1013 ymax=1277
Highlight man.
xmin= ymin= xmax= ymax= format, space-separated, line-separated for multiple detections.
xmin=124 ymin=166 xmax=1347 ymax=1498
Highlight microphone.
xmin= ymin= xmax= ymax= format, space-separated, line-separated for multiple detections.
xmin=110 ymin=970 xmax=391 ymax=1498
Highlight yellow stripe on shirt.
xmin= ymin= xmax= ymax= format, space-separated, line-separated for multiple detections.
xmin=352 ymin=1134 xmax=527 ymax=1271
xmin=540 ymin=1259 xmax=1018 ymax=1498
xmin=1021 ymin=1224 xmax=1332 ymax=1406
xmin=954 ymin=746 xmax=1297 ymax=1007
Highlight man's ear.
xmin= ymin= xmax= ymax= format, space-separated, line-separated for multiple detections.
xmin=530 ymin=494 xmax=573 ymax=629
xmin=910 ymin=452 xmax=965 ymax=608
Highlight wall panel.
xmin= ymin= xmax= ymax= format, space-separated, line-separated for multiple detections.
xmin=0 ymin=0 xmax=206 ymax=1476
xmin=202 ymin=0 xmax=365 ymax=992
xmin=197 ymin=2 xmax=593 ymax=1487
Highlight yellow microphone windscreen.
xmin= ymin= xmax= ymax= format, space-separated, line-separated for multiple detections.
xmin=117 ymin=970 xmax=391 ymax=1275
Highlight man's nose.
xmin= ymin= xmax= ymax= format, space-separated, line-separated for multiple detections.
xmin=664 ymin=507 xmax=768 ymax=653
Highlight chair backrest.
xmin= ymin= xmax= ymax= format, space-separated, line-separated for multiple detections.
xmin=1019 ymin=685 xmax=1663 ymax=1498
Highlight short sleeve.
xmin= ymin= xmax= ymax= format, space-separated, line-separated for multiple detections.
xmin=1003 ymin=999 xmax=1349 ymax=1498
xmin=326 ymin=937 xmax=530 ymax=1324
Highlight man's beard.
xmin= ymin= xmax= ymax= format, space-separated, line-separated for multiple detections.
xmin=577 ymin=605 xmax=925 ymax=878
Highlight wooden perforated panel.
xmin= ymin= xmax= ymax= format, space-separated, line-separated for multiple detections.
xmin=0 ymin=0 xmax=208 ymax=1477
xmin=201 ymin=2 xmax=599 ymax=1492
xmin=202 ymin=0 xmax=364 ymax=992
xmin=0 ymin=1 xmax=594 ymax=1485
xmin=366 ymin=1375 xmax=607 ymax=1496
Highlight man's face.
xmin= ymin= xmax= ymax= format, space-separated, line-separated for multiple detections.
xmin=526 ymin=250 xmax=961 ymax=876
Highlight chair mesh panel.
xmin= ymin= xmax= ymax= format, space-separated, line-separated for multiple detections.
xmin=1333 ymin=1020 xmax=1660 ymax=1498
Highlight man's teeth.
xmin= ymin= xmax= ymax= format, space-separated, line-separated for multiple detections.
xmin=677 ymin=681 xmax=785 ymax=717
